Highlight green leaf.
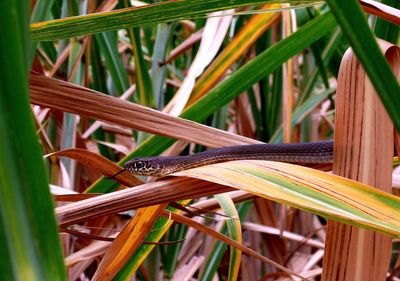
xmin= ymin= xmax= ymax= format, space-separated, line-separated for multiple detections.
xmin=151 ymin=23 xmax=172 ymax=109
xmin=199 ymin=203 xmax=251 ymax=281
xmin=215 ymin=194 xmax=242 ymax=281
xmin=125 ymin=0 xmax=154 ymax=107
xmin=29 ymin=0 xmax=56 ymax=62
xmin=181 ymin=12 xmax=336 ymax=123
xmin=113 ymin=201 xmax=191 ymax=280
xmin=374 ymin=0 xmax=399 ymax=44
xmin=326 ymin=0 xmax=400 ymax=131
xmin=0 ymin=1 xmax=66 ymax=280
xmin=30 ymin=0 xmax=55 ymax=23
xmin=127 ymin=27 xmax=155 ymax=106
xmin=299 ymin=26 xmax=344 ymax=104
xmin=270 ymin=88 xmax=335 ymax=143
xmin=30 ymin=0 xmax=319 ymax=42
xmin=95 ymin=32 xmax=130 ymax=95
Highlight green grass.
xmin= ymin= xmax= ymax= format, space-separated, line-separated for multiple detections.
xmin=1 ymin=1 xmax=399 ymax=280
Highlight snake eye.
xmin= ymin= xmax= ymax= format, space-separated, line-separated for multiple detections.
xmin=135 ymin=161 xmax=144 ymax=169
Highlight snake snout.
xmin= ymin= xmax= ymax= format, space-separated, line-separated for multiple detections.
xmin=124 ymin=158 xmax=164 ymax=176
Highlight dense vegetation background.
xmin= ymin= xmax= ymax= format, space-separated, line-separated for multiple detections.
xmin=0 ymin=0 xmax=399 ymax=280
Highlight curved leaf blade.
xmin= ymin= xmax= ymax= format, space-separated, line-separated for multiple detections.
xmin=175 ymin=161 xmax=400 ymax=237
xmin=215 ymin=194 xmax=242 ymax=281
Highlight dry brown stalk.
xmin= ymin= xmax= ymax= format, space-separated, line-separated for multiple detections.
xmin=322 ymin=41 xmax=399 ymax=280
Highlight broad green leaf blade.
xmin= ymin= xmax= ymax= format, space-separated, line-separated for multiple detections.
xmin=87 ymin=12 xmax=337 ymax=193
xmin=326 ymin=0 xmax=400 ymax=131
xmin=0 ymin=2 xmax=66 ymax=280
xmin=30 ymin=0 xmax=319 ymax=41
xmin=175 ymin=161 xmax=400 ymax=237
xmin=0 ymin=214 xmax=14 ymax=280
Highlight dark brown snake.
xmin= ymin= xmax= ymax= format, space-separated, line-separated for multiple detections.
xmin=109 ymin=140 xmax=334 ymax=178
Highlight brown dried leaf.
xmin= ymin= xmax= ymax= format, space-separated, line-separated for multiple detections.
xmin=165 ymin=211 xmax=306 ymax=280
xmin=48 ymin=148 xmax=143 ymax=186
xmin=29 ymin=72 xmax=259 ymax=149
xmin=56 ymin=177 xmax=232 ymax=227
xmin=92 ymin=205 xmax=165 ymax=280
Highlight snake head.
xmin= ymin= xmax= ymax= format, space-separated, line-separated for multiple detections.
xmin=124 ymin=157 xmax=169 ymax=176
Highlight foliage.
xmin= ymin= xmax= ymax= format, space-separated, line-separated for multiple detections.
xmin=1 ymin=0 xmax=399 ymax=280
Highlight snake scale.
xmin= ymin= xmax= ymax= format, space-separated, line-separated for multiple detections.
xmin=110 ymin=140 xmax=334 ymax=177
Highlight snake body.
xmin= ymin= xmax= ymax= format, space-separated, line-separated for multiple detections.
xmin=123 ymin=140 xmax=334 ymax=177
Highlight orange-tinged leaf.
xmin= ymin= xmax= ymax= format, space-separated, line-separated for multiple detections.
xmin=188 ymin=4 xmax=281 ymax=104
xmin=113 ymin=200 xmax=192 ymax=278
xmin=48 ymin=148 xmax=143 ymax=186
xmin=92 ymin=205 xmax=165 ymax=280
xmin=174 ymin=160 xmax=400 ymax=237
xmin=56 ymin=178 xmax=232 ymax=227
xmin=30 ymin=72 xmax=258 ymax=148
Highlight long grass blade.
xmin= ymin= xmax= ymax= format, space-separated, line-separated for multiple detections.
xmin=30 ymin=0 xmax=318 ymax=41
xmin=326 ymin=0 xmax=400 ymax=131
xmin=0 ymin=2 xmax=66 ymax=280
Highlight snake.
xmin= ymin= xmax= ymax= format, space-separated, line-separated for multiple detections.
xmin=108 ymin=140 xmax=334 ymax=178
